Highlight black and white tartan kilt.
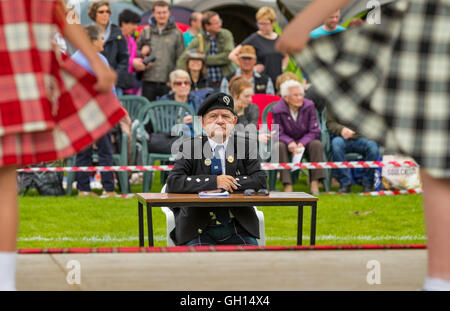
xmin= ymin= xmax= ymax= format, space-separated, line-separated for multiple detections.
xmin=295 ymin=0 xmax=450 ymax=178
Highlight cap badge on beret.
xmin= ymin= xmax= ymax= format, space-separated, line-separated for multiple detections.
xmin=223 ymin=96 xmax=231 ymax=106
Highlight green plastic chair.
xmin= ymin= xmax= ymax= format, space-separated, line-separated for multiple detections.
xmin=64 ymin=96 xmax=149 ymax=195
xmin=132 ymin=100 xmax=200 ymax=192
xmin=260 ymin=101 xmax=281 ymax=190
xmin=118 ymin=95 xmax=152 ymax=165
xmin=118 ymin=95 xmax=151 ymax=121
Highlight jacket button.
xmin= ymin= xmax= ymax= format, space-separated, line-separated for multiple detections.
xmin=198 ymin=229 xmax=203 ymax=234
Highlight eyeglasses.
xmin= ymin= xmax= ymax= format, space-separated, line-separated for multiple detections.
xmin=244 ymin=189 xmax=269 ymax=196
xmin=173 ymin=81 xmax=191 ymax=86
xmin=97 ymin=10 xmax=111 ymax=14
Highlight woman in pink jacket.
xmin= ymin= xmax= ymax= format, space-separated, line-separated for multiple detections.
xmin=119 ymin=9 xmax=145 ymax=94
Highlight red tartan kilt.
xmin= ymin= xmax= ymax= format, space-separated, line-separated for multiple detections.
xmin=0 ymin=57 xmax=126 ymax=167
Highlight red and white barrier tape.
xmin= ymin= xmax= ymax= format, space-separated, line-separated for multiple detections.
xmin=360 ymin=188 xmax=423 ymax=196
xmin=323 ymin=188 xmax=423 ymax=196
xmin=17 ymin=160 xmax=419 ymax=173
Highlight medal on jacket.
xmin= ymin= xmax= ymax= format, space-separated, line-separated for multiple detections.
xmin=227 ymin=155 xmax=234 ymax=163
xmin=204 ymin=158 xmax=211 ymax=166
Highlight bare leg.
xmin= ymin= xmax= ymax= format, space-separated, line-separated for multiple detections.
xmin=310 ymin=180 xmax=320 ymax=194
xmin=421 ymin=169 xmax=450 ymax=281
xmin=0 ymin=166 xmax=18 ymax=251
xmin=0 ymin=165 xmax=18 ymax=290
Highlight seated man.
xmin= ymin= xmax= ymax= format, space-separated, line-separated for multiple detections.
xmin=220 ymin=45 xmax=274 ymax=95
xmin=166 ymin=92 xmax=267 ymax=246
xmin=326 ymin=106 xmax=379 ymax=193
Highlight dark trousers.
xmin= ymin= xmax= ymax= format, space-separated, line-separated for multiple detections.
xmin=331 ymin=137 xmax=379 ymax=187
xmin=277 ymin=139 xmax=325 ymax=185
xmin=184 ymin=219 xmax=258 ymax=246
xmin=76 ymin=134 xmax=114 ymax=192
xmin=142 ymin=81 xmax=171 ymax=102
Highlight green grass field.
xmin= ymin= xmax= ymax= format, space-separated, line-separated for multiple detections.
xmin=17 ymin=172 xmax=426 ymax=249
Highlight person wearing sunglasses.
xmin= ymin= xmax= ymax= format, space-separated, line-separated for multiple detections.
xmin=166 ymin=92 xmax=267 ymax=246
xmin=88 ymin=1 xmax=130 ymax=95
xmin=160 ymin=70 xmax=202 ymax=136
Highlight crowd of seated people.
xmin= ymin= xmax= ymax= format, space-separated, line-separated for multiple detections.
xmin=54 ymin=1 xmax=375 ymax=194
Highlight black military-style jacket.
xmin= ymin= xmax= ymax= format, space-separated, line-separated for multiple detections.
xmin=166 ymin=134 xmax=267 ymax=245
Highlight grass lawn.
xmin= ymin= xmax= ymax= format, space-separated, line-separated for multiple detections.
xmin=17 ymin=172 xmax=426 ymax=249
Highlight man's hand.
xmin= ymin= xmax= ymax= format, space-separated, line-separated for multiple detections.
xmin=340 ymin=127 xmax=355 ymax=139
xmin=217 ymin=175 xmax=238 ymax=192
xmin=141 ymin=45 xmax=151 ymax=57
xmin=288 ymin=141 xmax=298 ymax=154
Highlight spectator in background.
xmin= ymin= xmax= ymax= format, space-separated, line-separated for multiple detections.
xmin=182 ymin=49 xmax=212 ymax=91
xmin=229 ymin=76 xmax=271 ymax=144
xmin=310 ymin=9 xmax=346 ymax=39
xmin=275 ymin=72 xmax=300 ymax=94
xmin=177 ymin=11 xmax=235 ymax=91
xmin=184 ymin=12 xmax=203 ymax=48
xmin=160 ymin=70 xmax=202 ymax=136
xmin=136 ymin=1 xmax=185 ymax=101
xmin=228 ymin=7 xmax=289 ymax=89
xmin=72 ymin=25 xmax=119 ymax=198
xmin=272 ymin=80 xmax=325 ymax=194
xmin=221 ymin=45 xmax=274 ymax=95
xmin=88 ymin=1 xmax=129 ymax=95
xmin=326 ymin=106 xmax=379 ymax=193
xmin=118 ymin=9 xmax=144 ymax=95
xmin=228 ymin=76 xmax=259 ymax=127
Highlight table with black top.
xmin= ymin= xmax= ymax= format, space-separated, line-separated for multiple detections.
xmin=136 ymin=192 xmax=318 ymax=247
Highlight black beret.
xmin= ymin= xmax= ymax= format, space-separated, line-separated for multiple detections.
xmin=197 ymin=92 xmax=236 ymax=116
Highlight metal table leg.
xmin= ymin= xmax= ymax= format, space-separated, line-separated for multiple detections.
xmin=147 ymin=203 xmax=154 ymax=247
xmin=297 ymin=204 xmax=304 ymax=246
xmin=310 ymin=202 xmax=317 ymax=246
xmin=138 ymin=202 xmax=144 ymax=247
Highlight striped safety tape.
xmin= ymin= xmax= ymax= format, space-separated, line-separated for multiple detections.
xmin=17 ymin=160 xmax=419 ymax=173
xmin=323 ymin=188 xmax=423 ymax=196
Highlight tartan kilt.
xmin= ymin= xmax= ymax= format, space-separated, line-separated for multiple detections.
xmin=295 ymin=0 xmax=450 ymax=178
xmin=0 ymin=57 xmax=126 ymax=166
